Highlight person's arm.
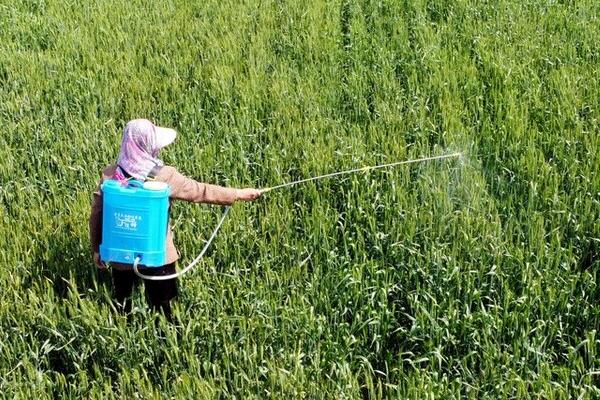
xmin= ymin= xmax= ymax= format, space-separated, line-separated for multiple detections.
xmin=158 ymin=166 xmax=261 ymax=205
xmin=89 ymin=182 xmax=106 ymax=269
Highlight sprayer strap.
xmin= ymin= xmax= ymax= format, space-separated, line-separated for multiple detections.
xmin=147 ymin=165 xmax=162 ymax=181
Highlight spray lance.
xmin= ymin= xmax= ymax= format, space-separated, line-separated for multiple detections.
xmin=99 ymin=153 xmax=461 ymax=280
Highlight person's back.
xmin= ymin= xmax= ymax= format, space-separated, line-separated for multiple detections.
xmin=89 ymin=119 xmax=261 ymax=321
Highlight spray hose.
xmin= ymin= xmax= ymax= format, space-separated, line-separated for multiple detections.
xmin=132 ymin=152 xmax=461 ymax=281
xmin=133 ymin=205 xmax=231 ymax=281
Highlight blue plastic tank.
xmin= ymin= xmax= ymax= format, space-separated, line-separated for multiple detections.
xmin=99 ymin=179 xmax=171 ymax=267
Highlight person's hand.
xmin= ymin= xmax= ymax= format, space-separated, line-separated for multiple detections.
xmin=236 ymin=188 xmax=262 ymax=202
xmin=93 ymin=252 xmax=107 ymax=270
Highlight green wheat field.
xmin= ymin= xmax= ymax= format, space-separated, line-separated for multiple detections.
xmin=1 ymin=0 xmax=599 ymax=398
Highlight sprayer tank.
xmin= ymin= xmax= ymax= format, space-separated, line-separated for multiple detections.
xmin=99 ymin=180 xmax=170 ymax=267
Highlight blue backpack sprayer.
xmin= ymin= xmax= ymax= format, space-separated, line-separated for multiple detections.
xmin=100 ymin=179 xmax=171 ymax=267
xmin=99 ymin=153 xmax=461 ymax=281
xmin=99 ymin=175 xmax=232 ymax=281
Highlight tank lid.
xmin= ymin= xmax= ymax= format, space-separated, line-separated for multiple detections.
xmin=143 ymin=181 xmax=169 ymax=191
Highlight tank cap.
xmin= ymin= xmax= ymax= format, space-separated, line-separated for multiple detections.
xmin=143 ymin=181 xmax=169 ymax=191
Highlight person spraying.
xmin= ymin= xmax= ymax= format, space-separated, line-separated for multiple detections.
xmin=89 ymin=119 xmax=261 ymax=321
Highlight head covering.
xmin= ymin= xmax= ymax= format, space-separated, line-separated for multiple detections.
xmin=115 ymin=119 xmax=177 ymax=180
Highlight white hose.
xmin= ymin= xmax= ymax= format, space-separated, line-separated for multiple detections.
xmin=132 ymin=152 xmax=460 ymax=280
xmin=133 ymin=206 xmax=231 ymax=281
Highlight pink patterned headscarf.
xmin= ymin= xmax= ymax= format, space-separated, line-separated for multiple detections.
xmin=115 ymin=119 xmax=175 ymax=180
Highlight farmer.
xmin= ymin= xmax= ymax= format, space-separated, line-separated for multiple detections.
xmin=89 ymin=119 xmax=261 ymax=321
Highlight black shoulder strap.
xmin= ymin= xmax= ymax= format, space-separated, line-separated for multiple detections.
xmin=147 ymin=165 xmax=162 ymax=180
xmin=116 ymin=165 xmax=131 ymax=178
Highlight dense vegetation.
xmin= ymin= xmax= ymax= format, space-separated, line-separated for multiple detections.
xmin=1 ymin=0 xmax=598 ymax=397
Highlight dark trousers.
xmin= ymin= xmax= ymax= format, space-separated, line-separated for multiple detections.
xmin=112 ymin=263 xmax=178 ymax=322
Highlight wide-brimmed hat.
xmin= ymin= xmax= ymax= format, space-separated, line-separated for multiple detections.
xmin=154 ymin=124 xmax=177 ymax=148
